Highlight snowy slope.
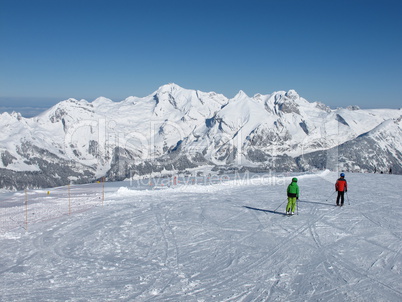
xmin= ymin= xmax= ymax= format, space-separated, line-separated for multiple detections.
xmin=0 ymin=172 xmax=401 ymax=301
xmin=299 ymin=116 xmax=402 ymax=174
xmin=0 ymin=83 xmax=401 ymax=190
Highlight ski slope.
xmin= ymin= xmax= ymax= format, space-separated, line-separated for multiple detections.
xmin=0 ymin=171 xmax=401 ymax=301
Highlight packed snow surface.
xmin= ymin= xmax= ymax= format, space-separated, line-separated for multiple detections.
xmin=0 ymin=171 xmax=401 ymax=301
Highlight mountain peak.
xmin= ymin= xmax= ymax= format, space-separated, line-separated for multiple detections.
xmin=0 ymin=111 xmax=23 ymax=122
xmin=55 ymin=98 xmax=90 ymax=108
xmin=157 ymin=83 xmax=183 ymax=93
xmin=232 ymin=90 xmax=249 ymax=101
xmin=285 ymin=89 xmax=299 ymax=100
xmin=92 ymin=97 xmax=114 ymax=105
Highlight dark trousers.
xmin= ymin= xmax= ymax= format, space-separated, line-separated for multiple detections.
xmin=336 ymin=191 xmax=345 ymax=206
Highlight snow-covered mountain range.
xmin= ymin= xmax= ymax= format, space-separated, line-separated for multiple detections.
xmin=1 ymin=83 xmax=401 ymax=190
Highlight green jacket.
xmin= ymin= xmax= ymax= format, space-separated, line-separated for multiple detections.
xmin=287 ymin=181 xmax=299 ymax=198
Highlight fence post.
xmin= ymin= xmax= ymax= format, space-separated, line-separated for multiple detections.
xmin=24 ymin=189 xmax=28 ymax=231
xmin=68 ymin=184 xmax=71 ymax=215
xmin=102 ymin=177 xmax=105 ymax=206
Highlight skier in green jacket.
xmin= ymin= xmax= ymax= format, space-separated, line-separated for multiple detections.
xmin=286 ymin=178 xmax=299 ymax=215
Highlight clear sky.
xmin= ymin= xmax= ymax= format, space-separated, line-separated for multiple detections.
xmin=0 ymin=0 xmax=401 ymax=116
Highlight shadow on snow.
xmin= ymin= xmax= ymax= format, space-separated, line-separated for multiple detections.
xmin=243 ymin=206 xmax=288 ymax=216
xmin=243 ymin=199 xmax=336 ymax=216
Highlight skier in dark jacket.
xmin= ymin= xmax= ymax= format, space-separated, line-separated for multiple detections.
xmin=286 ymin=178 xmax=299 ymax=215
xmin=335 ymin=173 xmax=348 ymax=206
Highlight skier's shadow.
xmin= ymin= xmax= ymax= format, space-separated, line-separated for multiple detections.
xmin=243 ymin=206 xmax=287 ymax=216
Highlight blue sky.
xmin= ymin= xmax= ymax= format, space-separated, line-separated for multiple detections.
xmin=0 ymin=0 xmax=401 ymax=115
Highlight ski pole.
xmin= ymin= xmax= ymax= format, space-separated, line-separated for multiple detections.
xmin=296 ymin=198 xmax=299 ymax=215
xmin=346 ymin=192 xmax=350 ymax=205
xmin=274 ymin=199 xmax=288 ymax=213
xmin=325 ymin=191 xmax=336 ymax=201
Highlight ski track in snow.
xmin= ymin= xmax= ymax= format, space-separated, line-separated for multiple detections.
xmin=0 ymin=172 xmax=401 ymax=301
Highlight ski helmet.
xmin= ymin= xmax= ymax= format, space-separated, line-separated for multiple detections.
xmin=340 ymin=173 xmax=345 ymax=177
xmin=292 ymin=177 xmax=298 ymax=182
